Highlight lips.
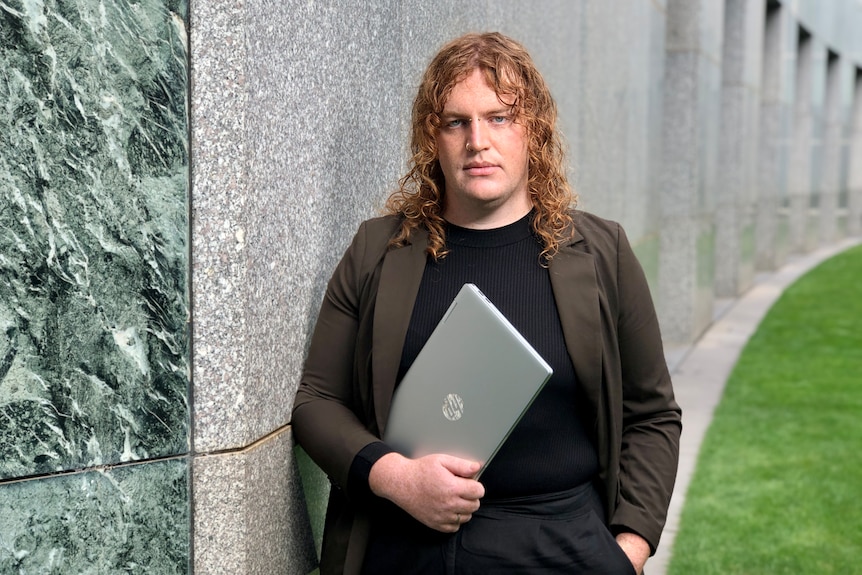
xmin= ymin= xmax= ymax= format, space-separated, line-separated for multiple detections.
xmin=464 ymin=162 xmax=498 ymax=176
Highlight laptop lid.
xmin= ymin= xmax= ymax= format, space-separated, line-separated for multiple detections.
xmin=383 ymin=283 xmax=553 ymax=477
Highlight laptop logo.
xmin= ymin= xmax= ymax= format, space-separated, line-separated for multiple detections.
xmin=442 ymin=394 xmax=464 ymax=421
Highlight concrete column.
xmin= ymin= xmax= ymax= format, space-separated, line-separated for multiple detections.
xmin=787 ymin=29 xmax=814 ymax=253
xmin=836 ymin=59 xmax=856 ymax=237
xmin=657 ymin=0 xmax=724 ymax=343
xmin=805 ymin=41 xmax=829 ymax=251
xmin=714 ymin=0 xmax=765 ymax=297
xmin=549 ymin=0 xmax=666 ymax=288
xmin=755 ymin=1 xmax=795 ymax=270
xmin=849 ymin=71 xmax=862 ymax=236
xmin=189 ymin=0 xmax=415 ymax=571
xmin=819 ymin=53 xmax=844 ymax=244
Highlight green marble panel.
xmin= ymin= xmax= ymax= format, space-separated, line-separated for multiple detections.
xmin=0 ymin=1 xmax=190 ymax=478
xmin=0 ymin=458 xmax=189 ymax=574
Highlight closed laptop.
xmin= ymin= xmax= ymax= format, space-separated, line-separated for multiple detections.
xmin=383 ymin=283 xmax=553 ymax=477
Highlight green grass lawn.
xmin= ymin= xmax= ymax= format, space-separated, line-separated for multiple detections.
xmin=668 ymin=244 xmax=862 ymax=575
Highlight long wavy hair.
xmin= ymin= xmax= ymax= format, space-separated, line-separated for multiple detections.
xmin=385 ymin=32 xmax=576 ymax=262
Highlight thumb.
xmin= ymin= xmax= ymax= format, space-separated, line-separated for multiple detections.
xmin=438 ymin=455 xmax=482 ymax=478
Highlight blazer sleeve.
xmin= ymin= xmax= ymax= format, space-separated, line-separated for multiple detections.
xmin=292 ymin=220 xmax=384 ymax=492
xmin=608 ymin=224 xmax=682 ymax=552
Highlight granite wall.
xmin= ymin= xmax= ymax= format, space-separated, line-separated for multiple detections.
xmin=2 ymin=0 xmax=861 ymax=574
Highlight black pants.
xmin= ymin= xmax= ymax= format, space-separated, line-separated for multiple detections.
xmin=361 ymin=482 xmax=637 ymax=575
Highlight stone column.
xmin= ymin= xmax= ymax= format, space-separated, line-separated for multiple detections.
xmin=188 ymin=0 xmax=418 ymax=571
xmin=755 ymin=1 xmax=795 ymax=270
xmin=188 ymin=1 xmax=495 ymax=573
xmin=849 ymin=72 xmax=862 ymax=237
xmin=555 ymin=0 xmax=666 ymax=288
xmin=657 ymin=0 xmax=724 ymax=343
xmin=804 ymin=41 xmax=829 ymax=251
xmin=787 ymin=30 xmax=815 ymax=253
xmin=714 ymin=0 xmax=765 ymax=298
xmin=818 ymin=53 xmax=845 ymax=245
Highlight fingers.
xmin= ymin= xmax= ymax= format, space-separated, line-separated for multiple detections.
xmin=438 ymin=454 xmax=483 ymax=480
xmin=420 ymin=476 xmax=482 ymax=533
xmin=426 ymin=498 xmax=479 ymax=532
xmin=369 ymin=452 xmax=485 ymax=532
xmin=436 ymin=455 xmax=486 ymax=500
xmin=437 ymin=509 xmax=474 ymax=533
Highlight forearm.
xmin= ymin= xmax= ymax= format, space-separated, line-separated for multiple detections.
xmin=292 ymin=393 xmax=381 ymax=490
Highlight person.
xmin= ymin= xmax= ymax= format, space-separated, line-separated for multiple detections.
xmin=292 ymin=32 xmax=681 ymax=575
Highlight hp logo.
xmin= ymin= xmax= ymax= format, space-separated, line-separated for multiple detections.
xmin=442 ymin=393 xmax=464 ymax=421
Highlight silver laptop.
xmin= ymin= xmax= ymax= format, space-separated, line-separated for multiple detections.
xmin=383 ymin=283 xmax=553 ymax=478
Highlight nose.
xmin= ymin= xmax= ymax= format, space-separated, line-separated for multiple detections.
xmin=467 ymin=119 xmax=490 ymax=152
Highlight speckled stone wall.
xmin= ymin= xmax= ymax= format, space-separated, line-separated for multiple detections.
xmin=0 ymin=0 xmax=190 ymax=572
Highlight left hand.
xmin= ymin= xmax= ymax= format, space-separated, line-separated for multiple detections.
xmin=615 ymin=532 xmax=650 ymax=575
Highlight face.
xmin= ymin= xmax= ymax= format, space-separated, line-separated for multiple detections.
xmin=436 ymin=68 xmax=531 ymax=229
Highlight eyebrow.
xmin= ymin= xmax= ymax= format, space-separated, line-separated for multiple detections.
xmin=440 ymin=107 xmax=514 ymax=119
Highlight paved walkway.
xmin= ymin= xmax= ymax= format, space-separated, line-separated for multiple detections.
xmin=648 ymin=236 xmax=862 ymax=575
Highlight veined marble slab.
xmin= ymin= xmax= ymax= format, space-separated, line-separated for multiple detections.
xmin=0 ymin=458 xmax=189 ymax=573
xmin=0 ymin=0 xmax=190 ymax=479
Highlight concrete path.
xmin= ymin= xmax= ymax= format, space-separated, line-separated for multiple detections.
xmin=648 ymin=237 xmax=862 ymax=575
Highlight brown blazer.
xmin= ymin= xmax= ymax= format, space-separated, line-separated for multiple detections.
xmin=292 ymin=211 xmax=681 ymax=575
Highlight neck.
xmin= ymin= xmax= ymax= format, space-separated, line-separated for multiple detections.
xmin=442 ymin=198 xmax=533 ymax=230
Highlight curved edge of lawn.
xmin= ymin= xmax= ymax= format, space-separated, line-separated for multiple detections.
xmin=667 ymin=244 xmax=862 ymax=575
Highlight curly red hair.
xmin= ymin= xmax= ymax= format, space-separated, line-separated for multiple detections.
xmin=385 ymin=32 xmax=576 ymax=262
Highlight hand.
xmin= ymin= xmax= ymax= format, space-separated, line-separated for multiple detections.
xmin=615 ymin=532 xmax=650 ymax=575
xmin=368 ymin=452 xmax=485 ymax=532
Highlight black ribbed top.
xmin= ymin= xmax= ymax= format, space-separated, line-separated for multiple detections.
xmin=397 ymin=213 xmax=598 ymax=497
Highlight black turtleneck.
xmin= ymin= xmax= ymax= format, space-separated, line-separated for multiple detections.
xmin=350 ymin=213 xmax=599 ymax=501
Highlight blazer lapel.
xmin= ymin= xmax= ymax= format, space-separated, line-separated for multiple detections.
xmin=372 ymin=229 xmax=429 ymax=435
xmin=549 ymin=229 xmax=603 ymax=418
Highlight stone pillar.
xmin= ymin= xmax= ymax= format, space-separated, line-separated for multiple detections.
xmin=755 ymin=1 xmax=795 ymax=270
xmin=657 ymin=0 xmax=724 ymax=343
xmin=714 ymin=0 xmax=765 ymax=298
xmin=805 ymin=41 xmax=830 ymax=251
xmin=836 ymin=58 xmax=856 ymax=238
xmin=788 ymin=29 xmax=815 ymax=253
xmin=188 ymin=0 xmax=414 ymax=572
xmin=819 ymin=53 xmax=845 ymax=245
xmin=849 ymin=71 xmax=862 ymax=237
xmin=553 ymin=0 xmax=666 ymax=288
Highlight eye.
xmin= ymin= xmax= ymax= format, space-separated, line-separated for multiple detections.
xmin=490 ymin=116 xmax=508 ymax=124
xmin=445 ymin=118 xmax=466 ymax=128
